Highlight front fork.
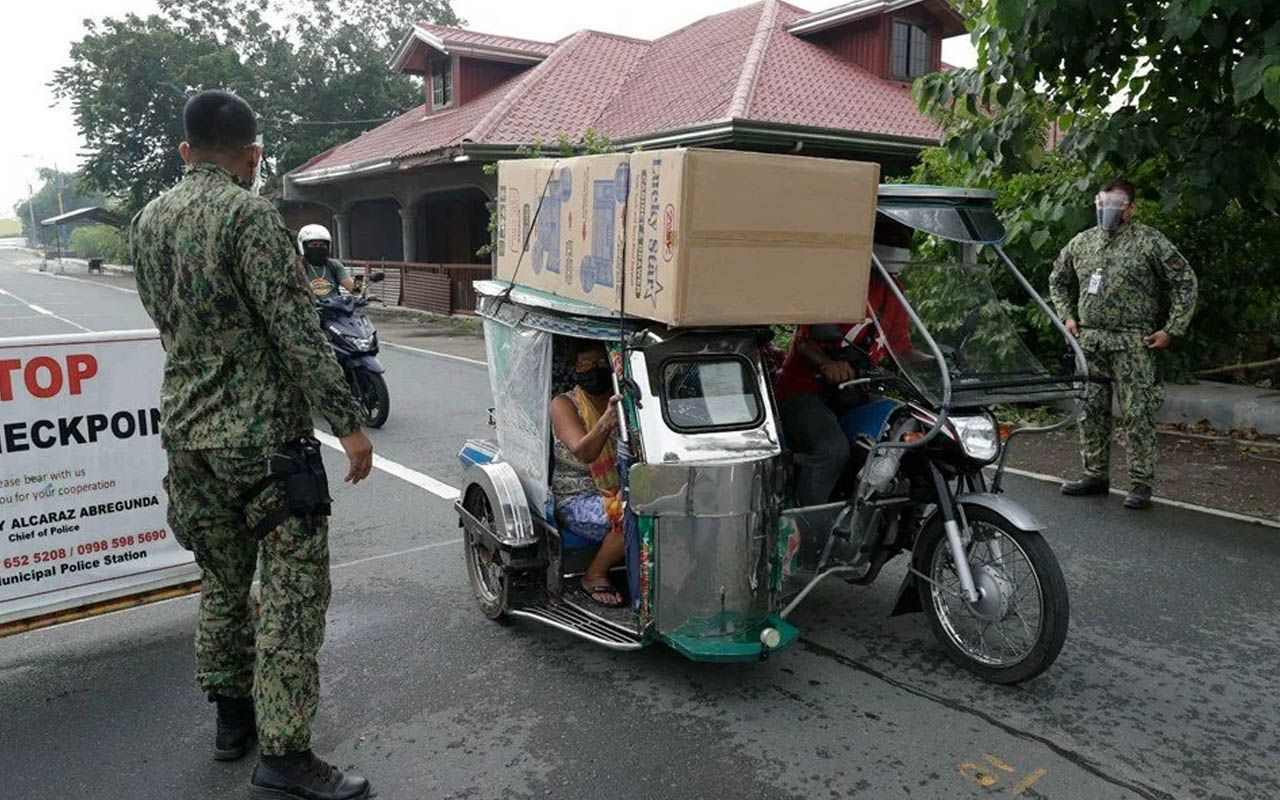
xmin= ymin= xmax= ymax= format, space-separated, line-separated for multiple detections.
xmin=926 ymin=464 xmax=982 ymax=604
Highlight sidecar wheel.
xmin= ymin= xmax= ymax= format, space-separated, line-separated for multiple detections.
xmin=915 ymin=507 xmax=1069 ymax=684
xmin=462 ymin=486 xmax=509 ymax=621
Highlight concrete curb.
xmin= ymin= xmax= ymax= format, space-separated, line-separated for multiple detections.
xmin=1160 ymin=382 xmax=1280 ymax=436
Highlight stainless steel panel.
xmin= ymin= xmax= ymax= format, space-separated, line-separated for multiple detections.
xmin=629 ymin=458 xmax=779 ymax=517
xmin=465 ymin=461 xmax=537 ymax=546
xmin=653 ymin=514 xmax=773 ymax=638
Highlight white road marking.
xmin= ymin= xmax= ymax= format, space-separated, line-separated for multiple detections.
xmin=313 ymin=430 xmax=461 ymax=500
xmin=382 ymin=340 xmax=486 ymax=366
xmin=329 ymin=538 xmax=462 ymax=570
xmin=28 ymin=269 xmax=140 ymax=295
xmin=0 ymin=287 xmax=91 ymax=332
xmin=995 ymin=465 xmax=1280 ymax=530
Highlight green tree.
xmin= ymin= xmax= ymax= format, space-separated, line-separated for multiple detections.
xmin=916 ymin=0 xmax=1280 ymax=215
xmin=13 ymin=169 xmax=106 ymax=245
xmin=52 ymin=0 xmax=460 ymax=215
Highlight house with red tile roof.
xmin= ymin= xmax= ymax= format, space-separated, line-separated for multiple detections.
xmin=282 ymin=0 xmax=966 ymax=304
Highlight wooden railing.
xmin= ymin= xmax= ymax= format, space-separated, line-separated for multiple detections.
xmin=344 ymin=260 xmax=492 ymax=315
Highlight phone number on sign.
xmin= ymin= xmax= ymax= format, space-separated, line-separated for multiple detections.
xmin=2 ymin=530 xmax=167 ymax=570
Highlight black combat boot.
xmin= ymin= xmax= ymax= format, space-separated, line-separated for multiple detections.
xmin=250 ymin=750 xmax=371 ymax=800
xmin=1060 ymin=475 xmax=1110 ymax=496
xmin=1124 ymin=484 xmax=1153 ymax=510
xmin=212 ymin=695 xmax=256 ymax=761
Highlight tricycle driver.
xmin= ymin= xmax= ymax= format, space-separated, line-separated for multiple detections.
xmin=549 ymin=340 xmax=628 ymax=607
xmin=774 ymin=217 xmax=915 ymax=506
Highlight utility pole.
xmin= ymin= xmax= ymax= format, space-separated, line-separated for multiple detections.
xmin=24 ymin=182 xmax=39 ymax=248
xmin=52 ymin=163 xmax=65 ymax=271
xmin=25 ymin=181 xmax=46 ymax=272
xmin=53 ymin=162 xmax=65 ymax=215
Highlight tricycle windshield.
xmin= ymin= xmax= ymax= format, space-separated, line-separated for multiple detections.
xmin=661 ymin=357 xmax=763 ymax=432
xmin=884 ymin=260 xmax=1076 ymax=407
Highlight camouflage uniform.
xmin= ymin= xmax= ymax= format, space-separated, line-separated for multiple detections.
xmin=131 ymin=162 xmax=364 ymax=756
xmin=1050 ymin=221 xmax=1197 ymax=487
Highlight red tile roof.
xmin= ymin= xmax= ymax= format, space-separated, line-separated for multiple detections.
xmin=414 ymin=23 xmax=558 ymax=58
xmin=747 ymin=2 xmax=941 ymax=140
xmin=292 ymin=0 xmax=944 ymax=180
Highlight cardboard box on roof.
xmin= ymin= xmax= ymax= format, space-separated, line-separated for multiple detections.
xmin=496 ymin=149 xmax=878 ymax=326
xmin=494 ymin=154 xmax=631 ymax=306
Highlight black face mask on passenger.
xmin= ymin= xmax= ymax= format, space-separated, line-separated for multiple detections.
xmin=574 ymin=367 xmax=613 ymax=396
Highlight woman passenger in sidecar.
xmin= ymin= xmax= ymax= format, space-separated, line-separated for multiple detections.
xmin=549 ymin=339 xmax=627 ymax=608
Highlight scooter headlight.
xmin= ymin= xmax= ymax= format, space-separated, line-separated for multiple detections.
xmin=949 ymin=414 xmax=1000 ymax=462
xmin=352 ymin=335 xmax=376 ymax=352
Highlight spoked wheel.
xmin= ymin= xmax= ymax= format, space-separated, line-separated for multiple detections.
xmin=462 ymin=487 xmax=509 ymax=620
xmin=356 ymin=370 xmax=390 ymax=428
xmin=915 ymin=507 xmax=1069 ymax=684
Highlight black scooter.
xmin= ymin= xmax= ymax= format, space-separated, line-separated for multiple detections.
xmin=317 ymin=272 xmax=389 ymax=428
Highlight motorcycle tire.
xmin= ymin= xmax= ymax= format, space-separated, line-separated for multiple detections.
xmin=356 ymin=370 xmax=390 ymax=428
xmin=461 ymin=486 xmax=509 ymax=621
xmin=914 ymin=506 xmax=1069 ymax=685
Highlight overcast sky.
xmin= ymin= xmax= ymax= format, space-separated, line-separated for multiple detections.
xmin=0 ymin=0 xmax=976 ymax=215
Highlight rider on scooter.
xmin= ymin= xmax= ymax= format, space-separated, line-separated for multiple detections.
xmin=297 ymin=224 xmax=355 ymax=299
xmin=775 ymin=216 xmax=915 ymax=506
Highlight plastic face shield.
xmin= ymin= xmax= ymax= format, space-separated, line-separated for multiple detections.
xmin=1095 ymin=191 xmax=1129 ymax=231
xmin=249 ymin=135 xmax=265 ymax=196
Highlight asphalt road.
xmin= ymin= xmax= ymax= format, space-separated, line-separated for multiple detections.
xmin=1 ymin=249 xmax=1277 ymax=800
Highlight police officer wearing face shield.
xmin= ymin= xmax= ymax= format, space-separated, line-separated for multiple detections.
xmin=1050 ymin=178 xmax=1198 ymax=509
xmin=297 ymin=224 xmax=355 ymax=299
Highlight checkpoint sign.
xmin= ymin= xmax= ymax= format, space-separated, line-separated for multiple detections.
xmin=0 ymin=330 xmax=197 ymax=624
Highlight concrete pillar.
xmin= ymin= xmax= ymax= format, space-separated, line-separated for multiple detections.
xmin=333 ymin=211 xmax=351 ymax=260
xmin=398 ymin=203 xmax=418 ymax=263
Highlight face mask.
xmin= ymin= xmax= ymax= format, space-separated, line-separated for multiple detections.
xmin=1096 ymin=192 xmax=1129 ymax=231
xmin=874 ymin=244 xmax=911 ymax=275
xmin=574 ymin=366 xmax=613 ymax=396
xmin=304 ymin=245 xmax=330 ymax=266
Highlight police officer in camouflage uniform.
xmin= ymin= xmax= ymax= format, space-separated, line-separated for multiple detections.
xmin=130 ymin=90 xmax=375 ymax=800
xmin=1050 ymin=179 xmax=1198 ymax=509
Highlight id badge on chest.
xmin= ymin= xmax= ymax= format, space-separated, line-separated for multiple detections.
xmin=1087 ymin=272 xmax=1102 ymax=295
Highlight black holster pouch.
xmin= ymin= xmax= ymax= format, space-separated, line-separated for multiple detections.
xmin=244 ymin=438 xmax=333 ymax=539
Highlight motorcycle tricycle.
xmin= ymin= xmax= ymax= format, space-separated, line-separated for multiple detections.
xmin=456 ymin=185 xmax=1089 ymax=683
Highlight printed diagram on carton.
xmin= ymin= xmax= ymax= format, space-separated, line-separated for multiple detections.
xmin=580 ymin=162 xmax=629 ymax=293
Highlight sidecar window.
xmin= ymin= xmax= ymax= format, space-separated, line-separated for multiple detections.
xmin=660 ymin=357 xmax=762 ymax=432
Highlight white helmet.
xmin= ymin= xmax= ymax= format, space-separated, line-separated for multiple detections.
xmin=297 ymin=223 xmax=332 ymax=253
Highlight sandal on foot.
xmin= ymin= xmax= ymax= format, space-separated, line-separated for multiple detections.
xmin=579 ymin=581 xmax=626 ymax=608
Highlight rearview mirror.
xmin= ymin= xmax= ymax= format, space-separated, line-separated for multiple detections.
xmin=370 ymin=271 xmax=386 ymax=283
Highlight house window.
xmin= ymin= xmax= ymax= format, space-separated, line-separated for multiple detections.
xmin=431 ymin=58 xmax=453 ymax=109
xmin=891 ymin=20 xmax=931 ymax=79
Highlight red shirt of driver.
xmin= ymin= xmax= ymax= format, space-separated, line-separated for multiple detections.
xmin=774 ymin=274 xmax=912 ymax=402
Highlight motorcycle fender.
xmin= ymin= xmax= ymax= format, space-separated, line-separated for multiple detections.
xmin=919 ymin=493 xmax=1044 ymax=534
xmin=351 ymin=355 xmax=385 ymax=374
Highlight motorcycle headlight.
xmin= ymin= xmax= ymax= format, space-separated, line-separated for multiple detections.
xmin=352 ymin=335 xmax=376 ymax=351
xmin=949 ymin=414 xmax=1000 ymax=462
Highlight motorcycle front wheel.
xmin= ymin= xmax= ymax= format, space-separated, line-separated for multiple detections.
xmin=914 ymin=506 xmax=1069 ymax=685
xmin=356 ymin=370 xmax=390 ymax=428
